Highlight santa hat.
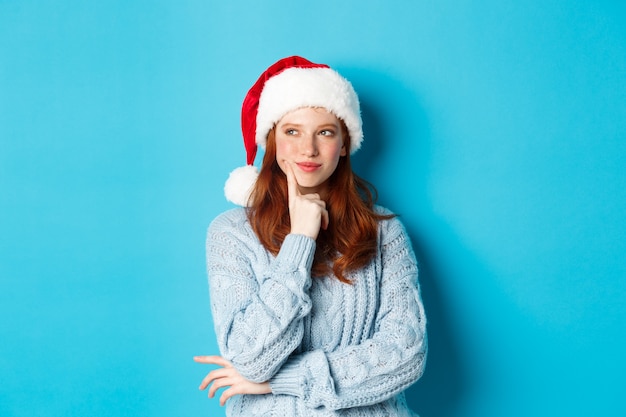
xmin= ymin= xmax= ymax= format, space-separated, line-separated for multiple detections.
xmin=224 ymin=56 xmax=363 ymax=206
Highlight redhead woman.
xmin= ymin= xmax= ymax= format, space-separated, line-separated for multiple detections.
xmin=195 ymin=56 xmax=427 ymax=417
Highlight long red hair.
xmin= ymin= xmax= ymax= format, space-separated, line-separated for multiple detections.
xmin=247 ymin=121 xmax=394 ymax=283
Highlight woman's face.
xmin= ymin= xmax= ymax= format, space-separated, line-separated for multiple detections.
xmin=275 ymin=107 xmax=347 ymax=196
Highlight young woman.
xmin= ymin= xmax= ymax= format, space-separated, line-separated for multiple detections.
xmin=195 ymin=56 xmax=427 ymax=416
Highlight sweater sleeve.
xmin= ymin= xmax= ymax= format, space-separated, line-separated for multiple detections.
xmin=269 ymin=217 xmax=427 ymax=410
xmin=207 ymin=212 xmax=316 ymax=383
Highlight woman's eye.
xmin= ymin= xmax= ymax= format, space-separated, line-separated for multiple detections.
xmin=286 ymin=129 xmax=298 ymax=135
xmin=319 ymin=130 xmax=335 ymax=136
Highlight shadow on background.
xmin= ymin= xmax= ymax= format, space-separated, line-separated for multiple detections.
xmin=405 ymin=230 xmax=467 ymax=417
xmin=346 ymin=67 xmax=468 ymax=417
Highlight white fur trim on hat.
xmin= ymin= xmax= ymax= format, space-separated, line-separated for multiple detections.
xmin=255 ymin=67 xmax=363 ymax=153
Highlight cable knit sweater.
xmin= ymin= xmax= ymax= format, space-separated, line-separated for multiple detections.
xmin=206 ymin=206 xmax=427 ymax=417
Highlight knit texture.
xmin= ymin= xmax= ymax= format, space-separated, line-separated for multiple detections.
xmin=206 ymin=207 xmax=427 ymax=416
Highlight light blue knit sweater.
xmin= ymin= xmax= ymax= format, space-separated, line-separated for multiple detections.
xmin=206 ymin=207 xmax=427 ymax=416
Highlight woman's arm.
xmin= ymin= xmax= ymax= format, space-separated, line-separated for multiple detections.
xmin=268 ymin=218 xmax=427 ymax=410
xmin=207 ymin=213 xmax=316 ymax=383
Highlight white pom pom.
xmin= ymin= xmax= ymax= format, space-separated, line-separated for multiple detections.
xmin=224 ymin=165 xmax=259 ymax=206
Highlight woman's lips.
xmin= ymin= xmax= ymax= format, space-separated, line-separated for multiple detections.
xmin=296 ymin=162 xmax=321 ymax=173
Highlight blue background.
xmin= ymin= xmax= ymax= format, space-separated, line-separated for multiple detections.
xmin=1 ymin=1 xmax=625 ymax=416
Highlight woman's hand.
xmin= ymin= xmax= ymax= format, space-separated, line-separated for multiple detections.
xmin=193 ymin=355 xmax=271 ymax=406
xmin=284 ymin=161 xmax=329 ymax=239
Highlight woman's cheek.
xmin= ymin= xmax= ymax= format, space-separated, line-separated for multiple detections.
xmin=275 ymin=141 xmax=291 ymax=172
xmin=325 ymin=143 xmax=345 ymax=160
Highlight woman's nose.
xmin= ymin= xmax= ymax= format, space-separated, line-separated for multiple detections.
xmin=301 ymin=134 xmax=319 ymax=156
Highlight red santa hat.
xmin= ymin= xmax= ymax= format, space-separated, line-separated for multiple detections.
xmin=224 ymin=56 xmax=363 ymax=206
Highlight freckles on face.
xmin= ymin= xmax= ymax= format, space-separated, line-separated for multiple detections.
xmin=275 ymin=135 xmax=296 ymax=162
xmin=274 ymin=107 xmax=346 ymax=193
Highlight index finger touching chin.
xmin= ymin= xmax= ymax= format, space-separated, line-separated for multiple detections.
xmin=283 ymin=160 xmax=300 ymax=198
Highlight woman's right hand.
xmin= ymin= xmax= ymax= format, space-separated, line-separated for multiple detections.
xmin=284 ymin=161 xmax=329 ymax=239
xmin=194 ymin=355 xmax=271 ymax=406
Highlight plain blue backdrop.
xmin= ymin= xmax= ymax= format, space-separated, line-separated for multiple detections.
xmin=1 ymin=1 xmax=625 ymax=416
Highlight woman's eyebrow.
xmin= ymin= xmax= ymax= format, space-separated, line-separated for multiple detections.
xmin=279 ymin=122 xmax=339 ymax=129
